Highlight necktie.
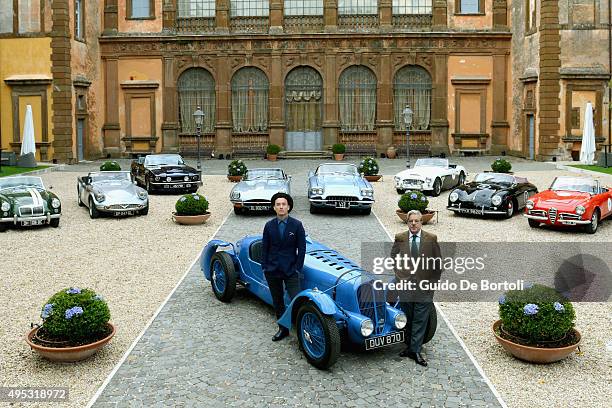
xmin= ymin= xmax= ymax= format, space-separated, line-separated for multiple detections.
xmin=279 ymin=221 xmax=286 ymax=237
xmin=411 ymin=234 xmax=419 ymax=257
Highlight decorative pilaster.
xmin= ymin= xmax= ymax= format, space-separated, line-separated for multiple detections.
xmin=324 ymin=0 xmax=338 ymax=32
xmin=431 ymin=53 xmax=450 ymax=155
xmin=104 ymin=0 xmax=118 ymax=34
xmin=433 ymin=0 xmax=448 ymax=29
xmin=269 ymin=53 xmax=284 ymax=147
xmin=163 ymin=0 xmax=177 ymax=32
xmin=376 ymin=53 xmax=393 ymax=154
xmin=379 ymin=0 xmax=392 ymax=32
xmin=216 ymin=0 xmax=230 ymax=33
xmin=162 ymin=57 xmax=178 ymax=152
xmin=269 ymin=0 xmax=283 ymax=34
xmin=215 ymin=55 xmax=232 ymax=155
xmin=323 ymin=53 xmax=339 ymax=146
xmin=493 ymin=0 xmax=508 ymax=29
xmin=491 ymin=54 xmax=509 ymax=154
xmin=102 ymin=59 xmax=121 ymax=157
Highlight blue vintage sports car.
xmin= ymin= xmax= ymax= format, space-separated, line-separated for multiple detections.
xmin=201 ymin=235 xmax=437 ymax=369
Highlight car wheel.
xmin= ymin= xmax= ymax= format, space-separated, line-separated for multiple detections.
xmin=0 ymin=223 xmax=7 ymax=232
xmin=528 ymin=219 xmax=539 ymax=228
xmin=309 ymin=204 xmax=318 ymax=214
xmin=361 ymin=207 xmax=372 ymax=215
xmin=504 ymin=200 xmax=515 ymax=219
xmin=89 ymin=198 xmax=100 ymax=219
xmin=423 ymin=306 xmax=438 ymax=345
xmin=139 ymin=205 xmax=149 ymax=216
xmin=77 ymin=188 xmax=84 ymax=207
xmin=233 ymin=207 xmax=244 ymax=215
xmin=432 ymin=178 xmax=442 ymax=197
xmin=457 ymin=172 xmax=466 ymax=186
xmin=50 ymin=218 xmax=60 ymax=228
xmin=396 ymin=189 xmax=406 ymax=195
xmin=296 ymin=302 xmax=341 ymax=370
xmin=210 ymin=252 xmax=238 ymax=302
xmin=584 ymin=209 xmax=599 ymax=234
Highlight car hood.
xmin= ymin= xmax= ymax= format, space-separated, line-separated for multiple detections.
xmin=396 ymin=166 xmax=447 ymax=179
xmin=92 ymin=180 xmax=142 ymax=197
xmin=533 ymin=190 xmax=591 ymax=208
xmin=456 ymin=182 xmax=509 ymax=195
xmin=316 ymin=175 xmax=361 ymax=188
xmin=146 ymin=165 xmax=197 ymax=175
xmin=0 ymin=187 xmax=52 ymax=209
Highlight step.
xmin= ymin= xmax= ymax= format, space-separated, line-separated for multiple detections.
xmin=278 ymin=151 xmax=332 ymax=159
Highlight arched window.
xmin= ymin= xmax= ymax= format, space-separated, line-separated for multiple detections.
xmin=231 ymin=67 xmax=269 ymax=132
xmin=393 ymin=65 xmax=431 ymax=131
xmin=285 ymin=66 xmax=323 ymax=132
xmin=338 ymin=66 xmax=377 ymax=131
xmin=177 ymin=68 xmax=216 ymax=133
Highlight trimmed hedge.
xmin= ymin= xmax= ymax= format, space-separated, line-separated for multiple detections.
xmin=100 ymin=161 xmax=121 ymax=171
xmin=175 ymin=193 xmax=209 ymax=216
xmin=398 ymin=191 xmax=429 ymax=213
xmin=491 ymin=158 xmax=512 ymax=173
xmin=332 ymin=143 xmax=346 ymax=154
xmin=358 ymin=157 xmax=379 ymax=176
xmin=227 ymin=159 xmax=247 ymax=176
xmin=266 ymin=144 xmax=281 ymax=155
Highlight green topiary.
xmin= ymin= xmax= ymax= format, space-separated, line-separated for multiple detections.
xmin=266 ymin=144 xmax=281 ymax=155
xmin=332 ymin=143 xmax=346 ymax=154
xmin=40 ymin=287 xmax=110 ymax=343
xmin=227 ymin=159 xmax=247 ymax=176
xmin=499 ymin=284 xmax=575 ymax=344
xmin=491 ymin=158 xmax=512 ymax=173
xmin=398 ymin=191 xmax=429 ymax=213
xmin=358 ymin=157 xmax=379 ymax=176
xmin=100 ymin=161 xmax=121 ymax=171
xmin=175 ymin=193 xmax=209 ymax=216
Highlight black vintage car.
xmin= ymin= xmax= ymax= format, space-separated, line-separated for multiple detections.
xmin=447 ymin=172 xmax=538 ymax=218
xmin=131 ymin=154 xmax=200 ymax=193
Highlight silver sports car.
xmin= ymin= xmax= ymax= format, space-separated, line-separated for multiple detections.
xmin=230 ymin=168 xmax=291 ymax=215
xmin=77 ymin=171 xmax=149 ymax=218
xmin=308 ymin=163 xmax=374 ymax=215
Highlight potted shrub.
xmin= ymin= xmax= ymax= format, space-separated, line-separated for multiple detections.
xmin=332 ymin=143 xmax=346 ymax=161
xmin=396 ymin=191 xmax=436 ymax=224
xmin=266 ymin=144 xmax=281 ymax=161
xmin=227 ymin=159 xmax=247 ymax=182
xmin=491 ymin=158 xmax=512 ymax=173
xmin=493 ymin=284 xmax=581 ymax=363
xmin=358 ymin=157 xmax=382 ymax=182
xmin=172 ymin=192 xmax=211 ymax=225
xmin=100 ymin=160 xmax=121 ymax=171
xmin=25 ymin=287 xmax=115 ymax=362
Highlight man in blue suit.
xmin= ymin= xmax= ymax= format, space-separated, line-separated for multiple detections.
xmin=262 ymin=192 xmax=306 ymax=341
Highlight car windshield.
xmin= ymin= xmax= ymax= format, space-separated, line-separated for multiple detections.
xmin=90 ymin=172 xmax=131 ymax=183
xmin=145 ymin=155 xmax=184 ymax=166
xmin=550 ymin=177 xmax=598 ymax=193
xmin=415 ymin=158 xmax=448 ymax=168
xmin=0 ymin=176 xmax=44 ymax=190
xmin=474 ymin=173 xmax=515 ymax=184
xmin=317 ymin=164 xmax=358 ymax=176
xmin=245 ymin=169 xmax=284 ymax=180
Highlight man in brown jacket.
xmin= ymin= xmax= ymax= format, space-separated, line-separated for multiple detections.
xmin=390 ymin=210 xmax=442 ymax=366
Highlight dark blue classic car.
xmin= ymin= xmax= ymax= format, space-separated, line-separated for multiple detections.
xmin=201 ymin=235 xmax=437 ymax=369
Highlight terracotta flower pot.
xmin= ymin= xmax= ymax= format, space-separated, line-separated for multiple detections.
xmin=364 ymin=175 xmax=382 ymax=182
xmin=396 ymin=209 xmax=436 ymax=224
xmin=334 ymin=154 xmax=344 ymax=161
xmin=227 ymin=175 xmax=242 ymax=182
xmin=492 ymin=320 xmax=581 ymax=364
xmin=172 ymin=212 xmax=211 ymax=225
xmin=267 ymin=154 xmax=277 ymax=161
xmin=25 ymin=323 xmax=116 ymax=363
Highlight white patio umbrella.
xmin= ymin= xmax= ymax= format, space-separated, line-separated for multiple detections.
xmin=20 ymin=104 xmax=36 ymax=156
xmin=579 ymin=102 xmax=595 ymax=165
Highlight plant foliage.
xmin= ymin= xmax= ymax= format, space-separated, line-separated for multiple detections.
xmin=398 ymin=191 xmax=429 ymax=213
xmin=175 ymin=193 xmax=209 ymax=216
xmin=332 ymin=143 xmax=346 ymax=154
xmin=227 ymin=159 xmax=247 ymax=176
xmin=266 ymin=144 xmax=281 ymax=155
xmin=358 ymin=157 xmax=380 ymax=176
xmin=491 ymin=158 xmax=512 ymax=173
xmin=100 ymin=161 xmax=121 ymax=171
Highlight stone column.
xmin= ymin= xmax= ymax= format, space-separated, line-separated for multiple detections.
xmin=216 ymin=0 xmax=230 ymax=34
xmin=102 ymin=58 xmax=121 ymax=157
xmin=103 ymin=0 xmax=118 ymax=34
xmin=379 ymin=0 xmax=392 ymax=32
xmin=215 ymin=55 xmax=232 ymax=156
xmin=376 ymin=52 xmax=393 ymax=156
xmin=161 ymin=57 xmax=179 ymax=152
xmin=269 ymin=53 xmax=284 ymax=147
xmin=269 ymin=0 xmax=283 ymax=34
xmin=163 ymin=0 xmax=177 ymax=32
xmin=491 ymin=54 xmax=509 ymax=154
xmin=322 ymin=53 xmax=338 ymax=146
xmin=430 ymin=53 xmax=450 ymax=156
xmin=324 ymin=0 xmax=338 ymax=32
xmin=432 ymin=0 xmax=447 ymax=29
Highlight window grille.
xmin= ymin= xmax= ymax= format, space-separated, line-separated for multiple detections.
xmin=177 ymin=0 xmax=215 ymax=17
xmin=338 ymin=66 xmax=377 ymax=132
xmin=284 ymin=0 xmax=323 ymax=15
xmin=177 ymin=68 xmax=216 ymax=133
xmin=393 ymin=65 xmax=432 ymax=131
xmin=338 ymin=0 xmax=378 ymax=15
xmin=231 ymin=0 xmax=269 ymax=16
xmin=392 ymin=0 xmax=431 ymax=15
xmin=231 ymin=67 xmax=269 ymax=133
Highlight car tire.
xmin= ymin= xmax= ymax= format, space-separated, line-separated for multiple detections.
xmin=457 ymin=172 xmax=466 ymax=186
xmin=89 ymin=198 xmax=100 ymax=219
xmin=431 ymin=178 xmax=442 ymax=197
xmin=423 ymin=306 xmax=438 ymax=345
xmin=233 ymin=207 xmax=244 ymax=215
xmin=309 ymin=204 xmax=318 ymax=214
xmin=0 ymin=223 xmax=7 ymax=232
xmin=396 ymin=189 xmax=406 ymax=195
xmin=584 ymin=209 xmax=599 ymax=234
xmin=528 ymin=219 xmax=539 ymax=228
xmin=210 ymin=252 xmax=238 ymax=302
xmin=77 ymin=188 xmax=84 ymax=207
xmin=296 ymin=302 xmax=341 ymax=370
xmin=139 ymin=205 xmax=149 ymax=216
xmin=504 ymin=200 xmax=515 ymax=219
xmin=360 ymin=207 xmax=372 ymax=215
xmin=50 ymin=218 xmax=60 ymax=228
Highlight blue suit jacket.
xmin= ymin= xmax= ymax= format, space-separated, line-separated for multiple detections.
xmin=262 ymin=216 xmax=306 ymax=278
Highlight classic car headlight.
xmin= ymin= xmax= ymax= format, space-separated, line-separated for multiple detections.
xmin=449 ymin=191 xmax=459 ymax=202
xmin=394 ymin=313 xmax=407 ymax=330
xmin=166 ymin=177 xmax=172 ymax=182
xmin=94 ymin=192 xmax=105 ymax=202
xmin=360 ymin=319 xmax=374 ymax=337
xmin=576 ymin=205 xmax=586 ymax=215
xmin=192 ymin=175 xmax=199 ymax=181
xmin=51 ymin=198 xmax=61 ymax=209
xmin=184 ymin=176 xmax=189 ymax=182
xmin=230 ymin=191 xmax=240 ymax=200
xmin=138 ymin=191 xmax=147 ymax=200
xmin=1 ymin=201 xmax=9 ymax=212
xmin=394 ymin=176 xmax=400 ymax=183
xmin=155 ymin=176 xmax=160 ymax=181
xmin=526 ymin=200 xmax=534 ymax=210
xmin=310 ymin=187 xmax=324 ymax=195
xmin=425 ymin=177 xmax=432 ymax=184
xmin=360 ymin=188 xmax=373 ymax=197
xmin=491 ymin=195 xmax=502 ymax=206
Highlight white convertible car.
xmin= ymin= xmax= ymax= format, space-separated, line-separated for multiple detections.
xmin=394 ymin=158 xmax=467 ymax=196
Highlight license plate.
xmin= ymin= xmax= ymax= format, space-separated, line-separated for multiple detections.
xmin=335 ymin=201 xmax=349 ymax=209
xmin=114 ymin=211 xmax=134 ymax=216
xmin=459 ymin=208 xmax=484 ymax=215
xmin=364 ymin=331 xmax=405 ymax=350
xmin=251 ymin=205 xmax=269 ymax=211
xmin=22 ymin=219 xmax=44 ymax=226
xmin=564 ymin=221 xmax=576 ymax=225
xmin=164 ymin=184 xmax=185 ymax=189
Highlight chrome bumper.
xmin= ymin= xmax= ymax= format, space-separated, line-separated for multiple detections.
xmin=96 ymin=204 xmax=147 ymax=212
xmin=1 ymin=213 xmax=61 ymax=224
xmin=523 ymin=214 xmax=591 ymax=225
xmin=396 ymin=183 xmax=427 ymax=191
xmin=309 ymin=198 xmax=374 ymax=207
xmin=447 ymin=206 xmax=506 ymax=215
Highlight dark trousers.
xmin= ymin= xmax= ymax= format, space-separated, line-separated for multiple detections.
xmin=398 ymin=301 xmax=432 ymax=353
xmin=265 ymin=272 xmax=300 ymax=327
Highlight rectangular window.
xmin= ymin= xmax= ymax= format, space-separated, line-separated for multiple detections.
xmin=230 ymin=0 xmax=269 ymax=17
xmin=130 ymin=0 xmax=152 ymax=18
xmin=19 ymin=0 xmax=41 ymax=33
xmin=0 ymin=4 xmax=12 ymax=33
xmin=392 ymin=0 xmax=432 ymax=15
xmin=457 ymin=0 xmax=481 ymax=14
xmin=338 ymin=0 xmax=378 ymax=15
xmin=526 ymin=0 xmax=536 ymax=32
xmin=571 ymin=107 xmax=580 ymax=129
xmin=75 ymin=0 xmax=84 ymax=39
xmin=284 ymin=0 xmax=323 ymax=16
xmin=178 ymin=0 xmax=216 ymax=17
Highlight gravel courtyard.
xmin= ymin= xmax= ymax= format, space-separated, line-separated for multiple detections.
xmin=1 ymin=157 xmax=610 ymax=407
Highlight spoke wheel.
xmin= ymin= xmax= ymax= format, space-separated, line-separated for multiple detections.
xmin=585 ymin=210 xmax=599 ymax=234
xmin=296 ymin=302 xmax=340 ymax=370
xmin=504 ymin=201 xmax=514 ymax=219
xmin=210 ymin=252 xmax=237 ymax=302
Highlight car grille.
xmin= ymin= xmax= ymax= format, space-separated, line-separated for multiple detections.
xmin=326 ymin=196 xmax=358 ymax=202
xmin=403 ymin=179 xmax=422 ymax=185
xmin=357 ymin=281 xmax=386 ymax=336
xmin=559 ymin=213 xmax=581 ymax=221
xmin=166 ymin=175 xmax=187 ymax=182
xmin=549 ymin=207 xmax=558 ymax=224
xmin=18 ymin=206 xmax=44 ymax=217
xmin=529 ymin=210 xmax=546 ymax=217
xmin=107 ymin=204 xmax=141 ymax=210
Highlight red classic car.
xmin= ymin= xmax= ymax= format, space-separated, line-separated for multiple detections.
xmin=524 ymin=176 xmax=612 ymax=233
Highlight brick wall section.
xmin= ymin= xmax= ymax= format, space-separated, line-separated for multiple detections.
xmin=537 ymin=0 xmax=561 ymax=159
xmin=51 ymin=0 xmax=73 ymax=163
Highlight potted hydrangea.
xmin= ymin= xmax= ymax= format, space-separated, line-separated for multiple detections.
xmin=25 ymin=287 xmax=115 ymax=362
xmin=227 ymin=159 xmax=247 ymax=182
xmin=493 ymin=283 xmax=580 ymax=363
xmin=491 ymin=157 xmax=512 ymax=173
xmin=358 ymin=157 xmax=381 ymax=182
xmin=396 ymin=191 xmax=436 ymax=224
xmin=172 ymin=192 xmax=211 ymax=225
xmin=100 ymin=160 xmax=121 ymax=171
xmin=332 ymin=143 xmax=346 ymax=161
xmin=266 ymin=144 xmax=281 ymax=161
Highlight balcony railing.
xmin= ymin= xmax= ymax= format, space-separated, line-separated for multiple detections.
xmin=230 ymin=17 xmax=269 ymax=33
xmin=392 ymin=14 xmax=433 ymax=30
xmin=178 ymin=133 xmax=215 ymax=157
xmin=231 ymin=133 xmax=269 ymax=157
xmin=338 ymin=14 xmax=379 ymax=31
xmin=284 ymin=15 xmax=325 ymax=33
xmin=339 ymin=131 xmax=377 ymax=156
xmin=176 ymin=17 xmax=216 ymax=33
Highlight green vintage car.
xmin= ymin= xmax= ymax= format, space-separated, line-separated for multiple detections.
xmin=0 ymin=176 xmax=61 ymax=232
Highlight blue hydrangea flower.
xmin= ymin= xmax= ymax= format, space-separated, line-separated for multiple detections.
xmin=554 ymin=302 xmax=565 ymax=312
xmin=41 ymin=303 xmax=54 ymax=319
xmin=498 ymin=295 xmax=506 ymax=305
xmin=66 ymin=287 xmax=81 ymax=295
xmin=180 ymin=197 xmax=187 ymax=202
xmin=421 ymin=196 xmax=427 ymax=202
xmin=193 ymin=195 xmax=200 ymax=200
xmin=65 ymin=306 xmax=84 ymax=320
xmin=94 ymin=294 xmax=105 ymax=302
xmin=523 ymin=303 xmax=539 ymax=316
xmin=410 ymin=193 xmax=418 ymax=199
